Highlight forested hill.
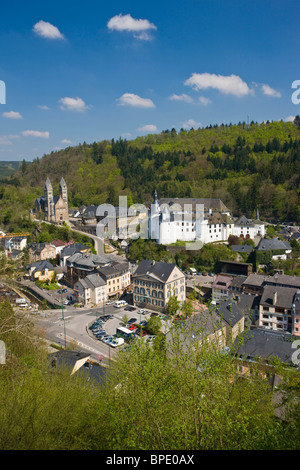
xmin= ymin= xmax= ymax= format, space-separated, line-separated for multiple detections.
xmin=2 ymin=119 xmax=300 ymax=229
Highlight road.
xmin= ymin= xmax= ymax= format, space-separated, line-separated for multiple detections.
xmin=69 ymin=226 xmax=106 ymax=255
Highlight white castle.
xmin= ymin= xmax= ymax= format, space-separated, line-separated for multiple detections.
xmin=148 ymin=190 xmax=265 ymax=245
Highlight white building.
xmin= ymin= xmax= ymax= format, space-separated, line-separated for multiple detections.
xmin=74 ymin=273 xmax=107 ymax=306
xmin=5 ymin=236 xmax=27 ymax=252
xmin=232 ymin=214 xmax=265 ymax=240
xmin=149 ymin=191 xmax=264 ymax=246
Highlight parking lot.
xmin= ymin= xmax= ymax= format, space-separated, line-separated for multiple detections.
xmin=87 ymin=303 xmax=170 ymax=349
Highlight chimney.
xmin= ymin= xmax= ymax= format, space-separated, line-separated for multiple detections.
xmin=151 ymin=260 xmax=156 ymax=266
xmin=272 ymin=291 xmax=277 ymax=305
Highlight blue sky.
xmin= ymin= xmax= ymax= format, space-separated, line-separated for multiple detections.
xmin=0 ymin=0 xmax=299 ymax=161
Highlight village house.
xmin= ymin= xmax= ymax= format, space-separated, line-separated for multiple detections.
xmin=97 ymin=261 xmax=131 ymax=299
xmin=65 ymin=252 xmax=112 ymax=285
xmin=26 ymin=260 xmax=55 ymax=282
xmin=59 ymin=242 xmax=91 ymax=267
xmin=28 ymin=242 xmax=57 ymax=263
xmin=132 ymin=259 xmax=186 ymax=312
xmin=74 ymin=273 xmax=107 ymax=306
xmin=211 ymin=274 xmax=233 ymax=304
xmin=258 ymin=285 xmax=298 ymax=334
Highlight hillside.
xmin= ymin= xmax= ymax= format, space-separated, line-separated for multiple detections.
xmin=0 ymin=161 xmax=21 ymax=180
xmin=1 ymin=119 xmax=300 ymax=231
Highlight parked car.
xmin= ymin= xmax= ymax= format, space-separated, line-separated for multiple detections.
xmin=128 ymin=318 xmax=137 ymax=324
xmin=139 ymin=320 xmax=147 ymax=327
xmin=135 ymin=329 xmax=147 ymax=337
xmin=106 ymin=300 xmax=114 ymax=305
xmin=95 ymin=331 xmax=106 ymax=337
xmin=128 ymin=324 xmax=137 ymax=331
xmin=124 ymin=306 xmax=136 ymax=311
xmin=102 ymin=335 xmax=113 ymax=343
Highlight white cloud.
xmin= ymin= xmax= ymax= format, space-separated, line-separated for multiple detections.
xmin=198 ymin=96 xmax=212 ymax=106
xmin=133 ymin=32 xmax=153 ymax=41
xmin=137 ymin=124 xmax=158 ymax=133
xmin=284 ymin=115 xmax=295 ymax=122
xmin=184 ymin=73 xmax=252 ymax=97
xmin=117 ymin=93 xmax=155 ymax=108
xmin=2 ymin=110 xmax=23 ymax=119
xmin=59 ymin=96 xmax=90 ymax=112
xmin=37 ymin=105 xmax=51 ymax=110
xmin=107 ymin=13 xmax=157 ymax=33
xmin=182 ymin=119 xmax=202 ymax=130
xmin=21 ymin=130 xmax=49 ymax=139
xmin=169 ymin=94 xmax=194 ymax=103
xmin=61 ymin=139 xmax=72 ymax=145
xmin=261 ymin=84 xmax=281 ymax=98
xmin=32 ymin=20 xmax=65 ymax=40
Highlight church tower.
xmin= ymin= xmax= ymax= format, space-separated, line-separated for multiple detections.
xmin=59 ymin=176 xmax=68 ymax=206
xmin=44 ymin=177 xmax=55 ymax=222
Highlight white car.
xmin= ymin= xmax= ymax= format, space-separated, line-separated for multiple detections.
xmin=109 ymin=338 xmax=124 ymax=347
xmin=106 ymin=300 xmax=114 ymax=305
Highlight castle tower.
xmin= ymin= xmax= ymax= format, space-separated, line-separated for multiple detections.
xmin=149 ymin=189 xmax=160 ymax=241
xmin=44 ymin=177 xmax=55 ymax=222
xmin=59 ymin=176 xmax=68 ymax=206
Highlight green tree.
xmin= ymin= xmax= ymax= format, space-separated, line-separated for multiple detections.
xmin=146 ymin=315 xmax=162 ymax=335
xmin=166 ymin=292 xmax=181 ymax=316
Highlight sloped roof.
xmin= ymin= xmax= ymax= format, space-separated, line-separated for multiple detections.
xmin=97 ymin=261 xmax=129 ymax=279
xmin=234 ymin=329 xmax=298 ymax=365
xmin=133 ymin=259 xmax=181 ymax=282
xmin=60 ymin=243 xmax=90 ymax=258
xmin=158 ymin=197 xmax=230 ymax=213
xmin=260 ymin=285 xmax=298 ymax=309
xmin=257 ymin=238 xmax=291 ymax=251
xmin=26 ymin=260 xmax=54 ymax=273
xmin=231 ymin=244 xmax=253 ymax=253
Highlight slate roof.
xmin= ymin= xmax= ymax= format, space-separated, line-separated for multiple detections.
xmin=231 ymin=244 xmax=253 ymax=253
xmin=97 ymin=261 xmax=130 ymax=279
xmin=214 ymin=298 xmax=244 ymax=327
xmin=243 ymin=273 xmax=268 ymax=287
xmin=158 ymin=197 xmax=230 ymax=213
xmin=234 ymin=328 xmax=298 ymax=366
xmin=235 ymin=215 xmax=254 ymax=226
xmin=260 ymin=285 xmax=298 ymax=309
xmin=60 ymin=243 xmax=90 ymax=258
xmin=236 ymin=293 xmax=261 ymax=317
xmin=256 ymin=238 xmax=291 ymax=251
xmin=85 ymin=273 xmax=106 ymax=288
xmin=266 ymin=273 xmax=300 ymax=289
xmin=67 ymin=252 xmax=111 ymax=269
xmin=133 ymin=259 xmax=181 ymax=282
xmin=26 ymin=260 xmax=54 ymax=275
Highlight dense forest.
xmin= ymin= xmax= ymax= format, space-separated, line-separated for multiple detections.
xmin=1 ymin=118 xmax=300 ymax=231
